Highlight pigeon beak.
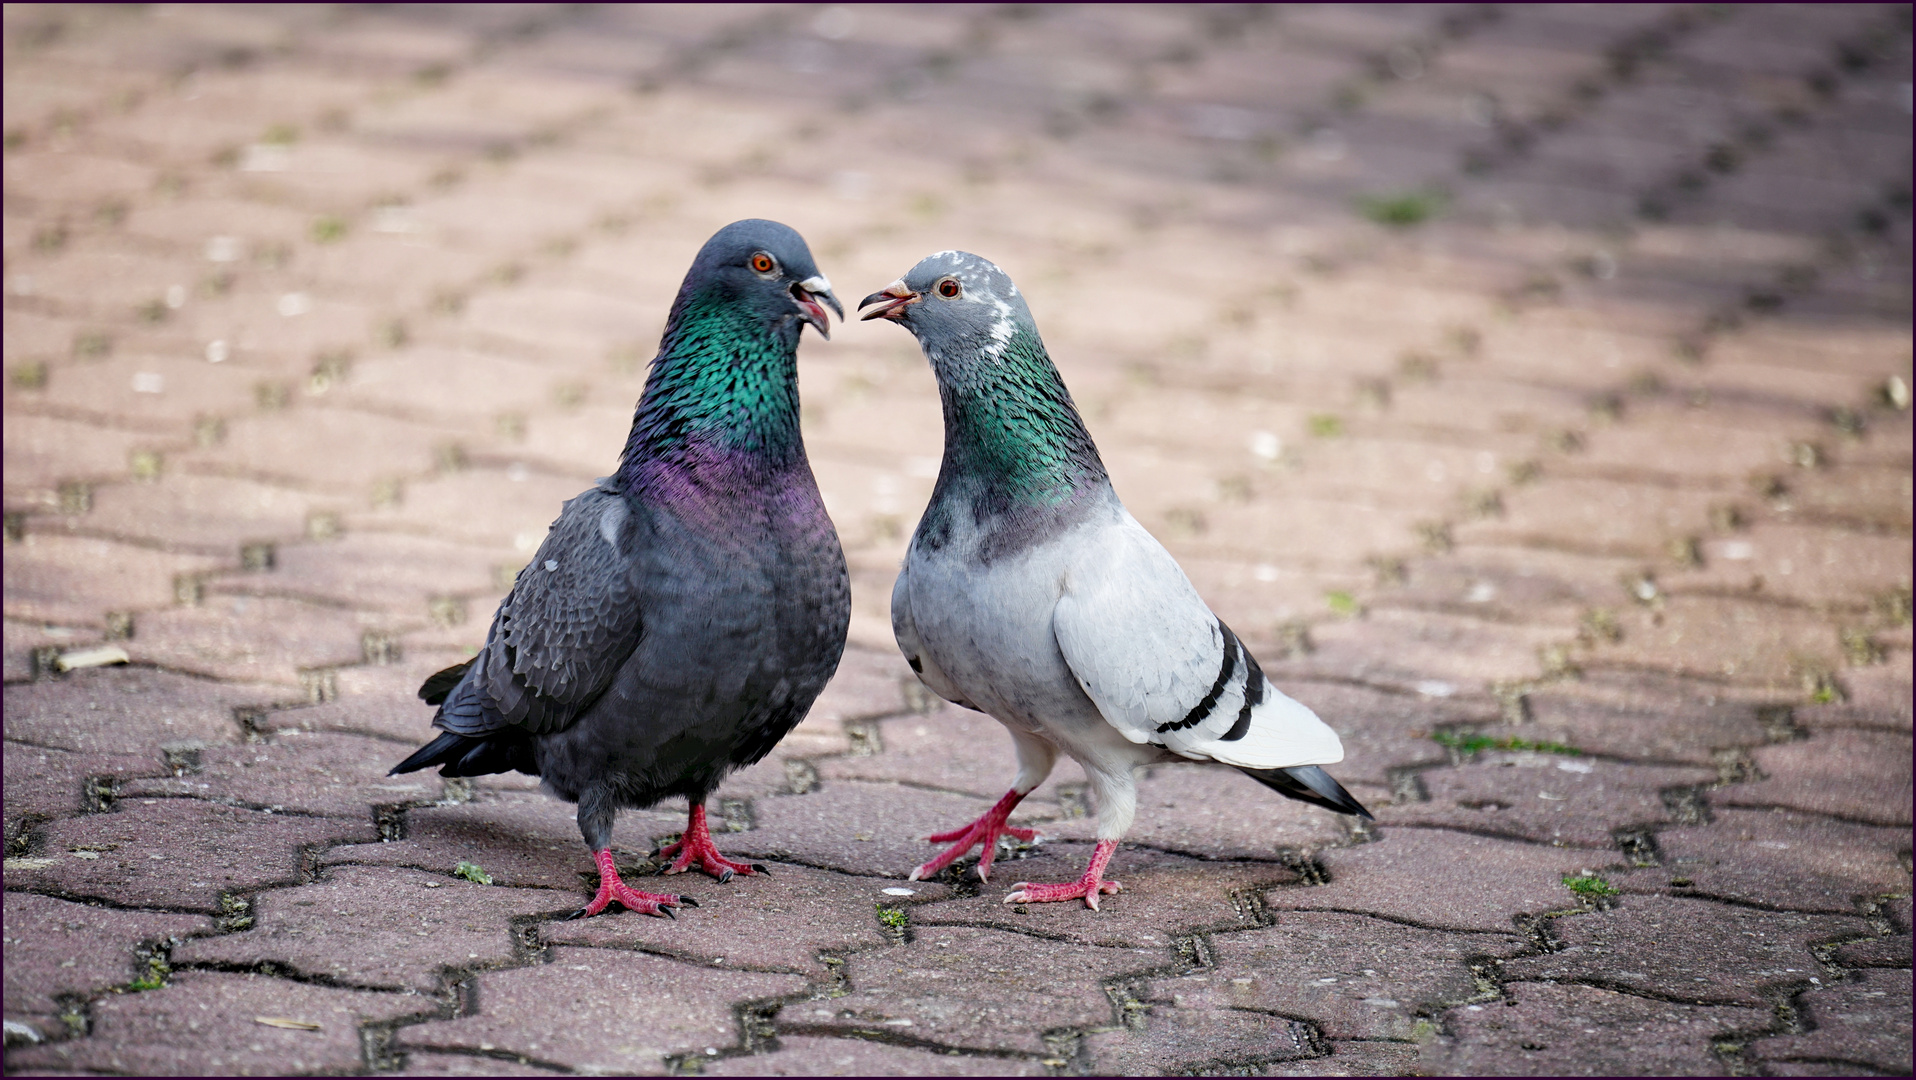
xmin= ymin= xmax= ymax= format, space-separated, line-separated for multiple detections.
xmin=858 ymin=280 xmax=919 ymax=322
xmin=793 ymin=275 xmax=841 ymax=340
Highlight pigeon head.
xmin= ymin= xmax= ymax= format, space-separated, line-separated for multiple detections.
xmin=860 ymin=251 xmax=1107 ymax=511
xmin=680 ymin=219 xmax=843 ymax=341
xmin=620 ymin=221 xmax=841 ymax=480
xmin=857 ymin=251 xmax=1037 ymax=373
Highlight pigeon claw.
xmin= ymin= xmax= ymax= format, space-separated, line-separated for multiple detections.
xmin=657 ymin=803 xmax=762 ymax=882
xmin=1000 ymin=838 xmax=1123 ymax=910
xmin=1003 ymin=878 xmax=1124 ymax=910
xmin=911 ymin=788 xmax=1037 ymax=882
xmin=581 ymin=848 xmax=685 ymax=919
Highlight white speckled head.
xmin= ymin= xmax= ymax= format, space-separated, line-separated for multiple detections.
xmin=860 ymin=251 xmax=1039 ymax=373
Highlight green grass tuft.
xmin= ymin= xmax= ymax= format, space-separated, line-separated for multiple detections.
xmin=1325 ymin=591 xmax=1362 ymax=617
xmin=1433 ymin=731 xmax=1581 ymax=756
xmin=454 ymin=860 xmax=493 ymax=885
xmin=1356 ymin=189 xmax=1445 ymax=227
xmin=1308 ymin=413 xmax=1345 ymax=438
xmin=875 ymin=904 xmax=908 ymax=931
xmin=1562 ymin=873 xmax=1619 ymax=900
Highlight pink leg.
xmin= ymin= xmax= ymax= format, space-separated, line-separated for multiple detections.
xmin=656 ymin=802 xmax=765 ymax=882
xmin=910 ymin=788 xmax=1041 ymax=883
xmin=1004 ymin=839 xmax=1123 ymax=910
xmin=570 ymin=849 xmax=692 ymax=919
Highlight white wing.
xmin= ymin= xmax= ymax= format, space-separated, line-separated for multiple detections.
xmin=1051 ymin=514 xmax=1344 ymax=770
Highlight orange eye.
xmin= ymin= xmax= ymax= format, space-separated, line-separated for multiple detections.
xmin=750 ymin=252 xmax=776 ymax=273
xmin=937 ymin=278 xmax=961 ymax=298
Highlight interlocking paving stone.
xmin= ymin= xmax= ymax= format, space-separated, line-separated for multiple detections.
xmin=123 ymin=594 xmax=369 ymax=686
xmin=916 ymin=846 xmax=1303 ymax=947
xmin=1751 ymin=968 xmax=1914 ymax=1076
xmin=2 ymin=892 xmax=213 ymax=1036
xmin=1425 ymin=981 xmax=1770 ymax=1077
xmin=264 ymin=654 xmax=467 ymax=742
xmin=3 ymin=665 xmax=284 ymax=753
xmin=545 ymin=862 xmax=946 ymax=972
xmin=205 ymin=531 xmax=501 ymax=622
xmin=808 ymin=924 xmax=1147 ymax=1055
xmin=1483 ymin=673 xmax=1780 ymax=766
xmin=76 ymin=473 xmax=332 ymax=555
xmin=1501 ymin=896 xmax=1867 ymax=1007
xmin=121 ymin=729 xmax=440 ymax=817
xmin=396 ymin=947 xmax=809 ymax=1074
xmin=4 ymin=743 xmax=168 ymax=843
xmin=3 ymin=970 xmax=429 ymax=1077
xmin=174 ymin=865 xmax=571 ymax=992
xmin=1081 ymin=996 xmax=1325 ymax=1075
xmin=320 ymin=787 xmax=680 ymax=895
xmin=2 ymin=415 xmax=171 ymax=507
xmin=4 ymin=533 xmax=225 ymax=627
xmin=7 ymin=799 xmax=375 ymax=912
xmin=1277 ymin=609 xmax=1568 ymax=692
xmin=1380 ymin=753 xmax=1717 ymax=848
xmin=705 ymin=1035 xmax=1045 ymax=1076
xmin=1830 ymin=932 xmax=1912 ymax=970
xmin=1618 ymin=807 xmax=1912 ymax=914
xmin=1798 ymin=663 xmax=1913 ymax=733
xmin=1676 ymin=522 xmax=1913 ymax=609
xmin=1205 ymin=911 xmax=1524 ymax=1041
xmin=734 ymin=780 xmax=1053 ymax=880
xmin=395 ymin=1049 xmax=566 ymax=1076
xmin=1581 ymin=594 xmax=1850 ymax=685
xmin=1263 ymin=829 xmax=1605 ymax=934
xmin=1715 ymin=727 xmax=1914 ymax=826
xmin=4 ymin=4 xmax=1910 ymax=1074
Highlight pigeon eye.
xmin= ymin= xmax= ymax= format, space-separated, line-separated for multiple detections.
xmin=937 ymin=278 xmax=961 ymax=298
xmin=750 ymin=252 xmax=776 ymax=274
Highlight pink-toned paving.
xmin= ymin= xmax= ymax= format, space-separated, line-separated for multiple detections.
xmin=4 ymin=5 xmax=1909 ymax=1076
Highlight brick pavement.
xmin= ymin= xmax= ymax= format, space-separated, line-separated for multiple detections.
xmin=4 ymin=4 xmax=1910 ymax=1075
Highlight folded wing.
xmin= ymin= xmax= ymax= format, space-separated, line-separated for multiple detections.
xmin=438 ymin=483 xmax=647 ymax=740
xmin=1051 ymin=515 xmax=1344 ymax=770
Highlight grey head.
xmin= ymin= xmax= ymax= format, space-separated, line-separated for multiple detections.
xmin=857 ymin=251 xmax=1040 ymax=375
xmin=675 ymin=219 xmax=844 ymax=341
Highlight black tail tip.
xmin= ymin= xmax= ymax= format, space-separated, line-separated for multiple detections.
xmin=1241 ymin=764 xmax=1374 ymax=819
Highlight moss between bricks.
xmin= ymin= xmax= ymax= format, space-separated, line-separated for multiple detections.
xmin=1562 ymin=873 xmax=1620 ymax=901
xmin=1433 ymin=732 xmax=1582 ymax=756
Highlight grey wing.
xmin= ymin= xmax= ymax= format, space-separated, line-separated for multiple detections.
xmin=439 ymin=484 xmax=645 ymax=737
xmin=891 ymin=562 xmax=981 ymax=712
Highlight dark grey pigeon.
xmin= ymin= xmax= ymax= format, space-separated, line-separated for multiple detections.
xmin=393 ymin=220 xmax=850 ymax=919
xmin=860 ymin=251 xmax=1371 ymax=909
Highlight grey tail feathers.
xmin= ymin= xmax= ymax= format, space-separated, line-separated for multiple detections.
xmin=389 ymin=729 xmax=539 ymax=779
xmin=417 ymin=659 xmax=473 ymax=705
xmin=1238 ymin=765 xmax=1374 ymax=819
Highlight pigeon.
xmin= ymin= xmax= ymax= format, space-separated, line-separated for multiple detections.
xmin=859 ymin=251 xmax=1371 ymax=909
xmin=392 ymin=219 xmax=850 ymax=919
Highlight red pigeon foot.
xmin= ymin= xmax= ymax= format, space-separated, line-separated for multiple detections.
xmin=571 ymin=848 xmax=691 ymax=919
xmin=911 ymin=788 xmax=1040 ymax=883
xmin=657 ymin=802 xmax=766 ymax=883
xmin=1004 ymin=839 xmax=1123 ymax=910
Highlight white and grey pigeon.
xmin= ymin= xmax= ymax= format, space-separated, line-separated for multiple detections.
xmin=859 ymin=251 xmax=1372 ymax=909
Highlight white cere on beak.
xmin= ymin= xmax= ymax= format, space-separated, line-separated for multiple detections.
xmin=799 ymin=274 xmax=833 ymax=296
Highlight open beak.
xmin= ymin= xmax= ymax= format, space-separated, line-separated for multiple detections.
xmin=858 ymin=280 xmax=919 ymax=322
xmin=793 ymin=275 xmax=842 ymax=340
